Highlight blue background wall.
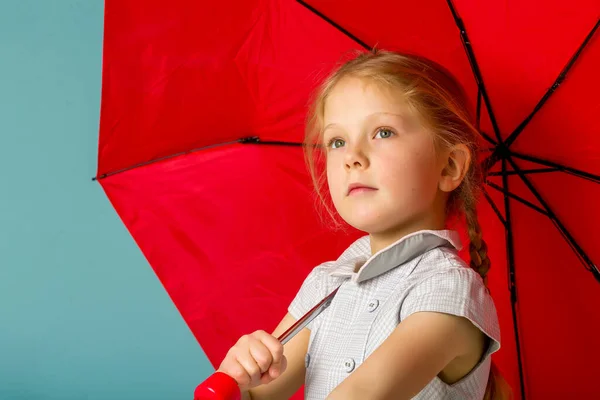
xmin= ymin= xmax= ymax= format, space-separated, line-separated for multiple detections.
xmin=0 ymin=1 xmax=213 ymax=398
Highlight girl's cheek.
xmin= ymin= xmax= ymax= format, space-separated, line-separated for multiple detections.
xmin=326 ymin=153 xmax=343 ymax=173
xmin=326 ymin=166 xmax=339 ymax=191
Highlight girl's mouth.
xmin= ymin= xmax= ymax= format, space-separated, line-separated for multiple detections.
xmin=347 ymin=183 xmax=378 ymax=196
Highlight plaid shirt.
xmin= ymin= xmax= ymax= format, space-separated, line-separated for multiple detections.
xmin=288 ymin=230 xmax=501 ymax=400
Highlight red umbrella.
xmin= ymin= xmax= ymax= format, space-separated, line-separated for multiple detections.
xmin=95 ymin=1 xmax=600 ymax=398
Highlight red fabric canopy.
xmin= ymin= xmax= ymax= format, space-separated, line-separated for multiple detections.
xmin=97 ymin=1 xmax=600 ymax=398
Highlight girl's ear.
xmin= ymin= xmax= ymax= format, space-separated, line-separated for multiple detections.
xmin=439 ymin=144 xmax=471 ymax=192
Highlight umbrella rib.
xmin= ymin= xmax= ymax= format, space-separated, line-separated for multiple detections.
xmin=487 ymin=168 xmax=559 ymax=177
xmin=503 ymin=19 xmax=600 ymax=149
xmin=240 ymin=136 xmax=305 ymax=147
xmin=93 ymin=139 xmax=242 ymax=180
xmin=295 ymin=0 xmax=370 ymax=50
xmin=481 ymin=187 xmax=507 ymax=227
xmin=445 ymin=0 xmax=503 ymax=143
xmin=485 ymin=181 xmax=548 ymax=217
xmin=509 ymin=151 xmax=600 ymax=184
xmin=506 ymin=155 xmax=600 ymax=282
xmin=479 ymin=131 xmax=497 ymax=146
xmin=92 ymin=136 xmax=306 ymax=181
xmin=474 ymin=90 xmax=497 ymax=146
xmin=500 ymin=158 xmax=527 ymax=400
xmin=475 ymin=88 xmax=481 ymax=131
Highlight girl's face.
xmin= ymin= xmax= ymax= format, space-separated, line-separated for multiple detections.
xmin=322 ymin=77 xmax=448 ymax=236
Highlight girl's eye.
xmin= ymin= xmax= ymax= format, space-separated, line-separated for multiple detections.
xmin=374 ymin=128 xmax=394 ymax=139
xmin=328 ymin=138 xmax=346 ymax=149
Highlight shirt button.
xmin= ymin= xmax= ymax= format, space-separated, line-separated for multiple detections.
xmin=305 ymin=353 xmax=311 ymax=368
xmin=367 ymin=299 xmax=379 ymax=312
xmin=343 ymin=358 xmax=356 ymax=373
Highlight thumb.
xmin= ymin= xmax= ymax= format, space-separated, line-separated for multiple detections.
xmin=262 ymin=355 xmax=287 ymax=384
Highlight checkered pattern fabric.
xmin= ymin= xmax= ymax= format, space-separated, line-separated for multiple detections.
xmin=288 ymin=230 xmax=500 ymax=400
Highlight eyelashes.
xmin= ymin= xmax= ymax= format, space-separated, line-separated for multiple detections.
xmin=374 ymin=127 xmax=395 ymax=139
xmin=326 ymin=137 xmax=345 ymax=149
xmin=325 ymin=127 xmax=396 ymax=150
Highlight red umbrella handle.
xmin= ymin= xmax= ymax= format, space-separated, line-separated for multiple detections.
xmin=194 ymin=287 xmax=340 ymax=399
xmin=193 ymin=371 xmax=241 ymax=400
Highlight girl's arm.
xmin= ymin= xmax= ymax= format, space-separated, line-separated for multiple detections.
xmin=245 ymin=312 xmax=309 ymax=400
xmin=326 ymin=311 xmax=484 ymax=400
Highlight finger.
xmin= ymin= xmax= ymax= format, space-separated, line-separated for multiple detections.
xmin=224 ymin=359 xmax=251 ymax=390
xmin=255 ymin=330 xmax=284 ymax=365
xmin=260 ymin=370 xmax=275 ymax=386
xmin=236 ymin=348 xmax=263 ymax=388
xmin=267 ymin=355 xmax=287 ymax=380
xmin=248 ymin=339 xmax=273 ymax=374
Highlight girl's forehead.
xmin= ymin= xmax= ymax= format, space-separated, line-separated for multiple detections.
xmin=322 ymin=77 xmax=415 ymax=130
xmin=324 ymin=77 xmax=410 ymax=119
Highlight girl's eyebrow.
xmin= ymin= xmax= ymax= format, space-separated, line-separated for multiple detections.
xmin=323 ymin=123 xmax=340 ymax=133
xmin=367 ymin=111 xmax=404 ymax=118
xmin=368 ymin=111 xmax=418 ymax=131
xmin=368 ymin=111 xmax=406 ymax=119
xmin=322 ymin=111 xmax=409 ymax=134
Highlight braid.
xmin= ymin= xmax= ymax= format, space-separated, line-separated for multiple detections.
xmin=463 ymin=188 xmax=491 ymax=286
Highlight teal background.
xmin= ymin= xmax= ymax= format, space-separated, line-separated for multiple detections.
xmin=0 ymin=1 xmax=213 ymax=399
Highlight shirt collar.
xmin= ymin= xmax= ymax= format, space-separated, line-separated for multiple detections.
xmin=328 ymin=230 xmax=462 ymax=283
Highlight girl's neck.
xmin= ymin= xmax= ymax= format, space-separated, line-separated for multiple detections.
xmin=369 ymin=211 xmax=446 ymax=255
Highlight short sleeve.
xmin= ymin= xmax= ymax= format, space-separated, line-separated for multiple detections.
xmin=400 ymin=267 xmax=501 ymax=357
xmin=288 ymin=264 xmax=331 ymax=329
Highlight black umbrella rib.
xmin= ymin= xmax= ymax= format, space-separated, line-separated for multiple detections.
xmin=92 ymin=137 xmax=305 ymax=181
xmin=240 ymin=136 xmax=305 ymax=147
xmin=481 ymin=187 xmax=507 ymax=227
xmin=92 ymin=138 xmax=242 ymax=180
xmin=475 ymin=88 xmax=482 ymax=131
xmin=501 ymin=158 xmax=527 ymax=400
xmin=509 ymin=151 xmax=600 ymax=185
xmin=446 ymin=0 xmax=503 ymax=143
xmin=504 ymin=19 xmax=600 ymax=149
xmin=295 ymin=0 xmax=370 ymax=50
xmin=487 ymin=168 xmax=559 ymax=177
xmin=506 ymin=155 xmax=600 ymax=283
xmin=482 ymin=19 xmax=599 ymax=174
xmin=479 ymin=131 xmax=497 ymax=146
xmin=485 ymin=180 xmax=548 ymax=217
xmin=475 ymin=90 xmax=497 ymax=146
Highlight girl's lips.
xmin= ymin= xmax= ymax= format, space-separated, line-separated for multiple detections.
xmin=347 ymin=183 xmax=378 ymax=196
xmin=348 ymin=187 xmax=377 ymax=196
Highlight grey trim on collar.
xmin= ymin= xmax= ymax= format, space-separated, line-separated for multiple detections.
xmin=328 ymin=230 xmax=462 ymax=283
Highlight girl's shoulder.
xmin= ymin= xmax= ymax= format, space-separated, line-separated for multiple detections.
xmin=409 ymin=246 xmax=478 ymax=282
xmin=399 ymin=246 xmax=501 ymax=355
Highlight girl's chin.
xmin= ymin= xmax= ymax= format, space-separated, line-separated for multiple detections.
xmin=344 ymin=216 xmax=397 ymax=234
xmin=342 ymin=210 xmax=416 ymax=236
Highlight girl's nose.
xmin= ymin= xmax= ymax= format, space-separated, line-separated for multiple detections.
xmin=344 ymin=143 xmax=369 ymax=170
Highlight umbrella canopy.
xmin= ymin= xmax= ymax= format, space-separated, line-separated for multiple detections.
xmin=95 ymin=1 xmax=600 ymax=398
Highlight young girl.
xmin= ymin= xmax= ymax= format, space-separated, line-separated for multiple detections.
xmin=216 ymin=49 xmax=510 ymax=400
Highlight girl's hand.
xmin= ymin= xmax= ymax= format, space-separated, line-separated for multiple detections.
xmin=217 ymin=330 xmax=288 ymax=392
